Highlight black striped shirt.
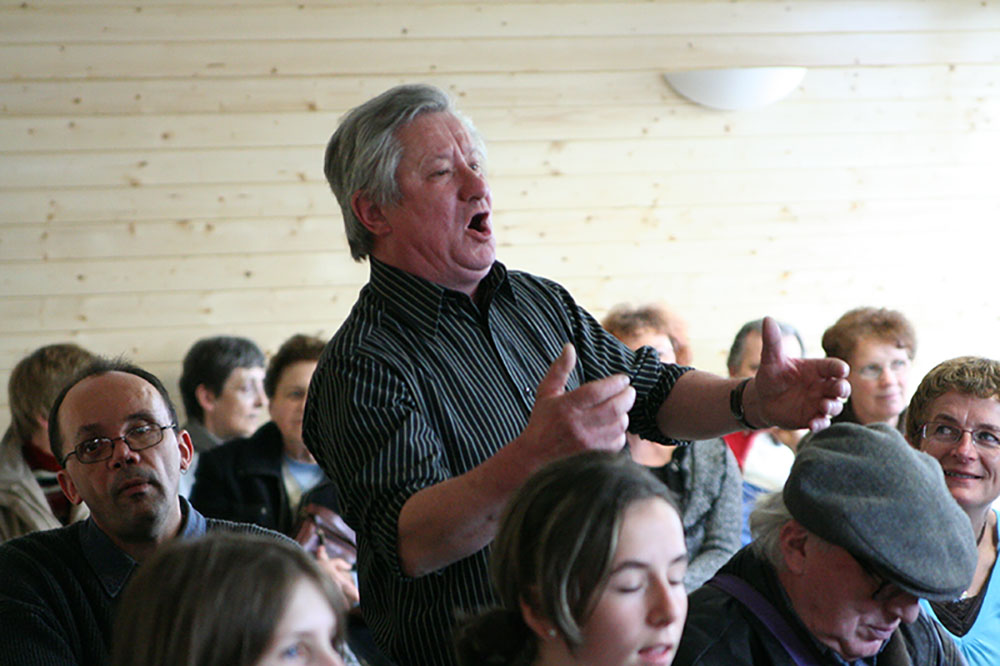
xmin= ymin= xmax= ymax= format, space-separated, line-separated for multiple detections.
xmin=303 ymin=259 xmax=688 ymax=666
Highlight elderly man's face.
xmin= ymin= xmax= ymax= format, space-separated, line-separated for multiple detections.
xmin=56 ymin=371 xmax=193 ymax=544
xmin=781 ymin=524 xmax=920 ymax=660
xmin=369 ymin=111 xmax=494 ymax=296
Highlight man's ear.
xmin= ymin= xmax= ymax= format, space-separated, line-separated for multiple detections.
xmin=177 ymin=430 xmax=194 ymax=472
xmin=195 ymin=384 xmax=217 ymax=416
xmin=177 ymin=429 xmax=195 ymax=471
xmin=351 ymin=190 xmax=392 ymax=237
xmin=56 ymin=469 xmax=84 ymax=506
xmin=779 ymin=520 xmax=810 ymax=574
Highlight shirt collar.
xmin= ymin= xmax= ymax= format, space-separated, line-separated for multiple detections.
xmin=81 ymin=496 xmax=207 ymax=598
xmin=368 ymin=258 xmax=512 ymax=337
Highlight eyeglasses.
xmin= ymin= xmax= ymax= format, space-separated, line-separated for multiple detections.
xmin=850 ymin=553 xmax=907 ymax=603
xmin=921 ymin=421 xmax=1000 ymax=451
xmin=61 ymin=423 xmax=176 ymax=466
xmin=856 ymin=358 xmax=909 ymax=380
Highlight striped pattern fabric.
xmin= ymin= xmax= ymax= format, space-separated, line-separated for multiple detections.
xmin=303 ymin=259 xmax=688 ymax=666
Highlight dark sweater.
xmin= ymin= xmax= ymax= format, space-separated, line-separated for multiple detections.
xmin=0 ymin=498 xmax=278 ymax=665
xmin=189 ymin=421 xmax=340 ymax=537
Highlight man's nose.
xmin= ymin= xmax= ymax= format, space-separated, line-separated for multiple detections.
xmin=887 ymin=593 xmax=920 ymax=624
xmin=458 ymin=162 xmax=489 ymax=201
xmin=108 ymin=437 xmax=140 ymax=468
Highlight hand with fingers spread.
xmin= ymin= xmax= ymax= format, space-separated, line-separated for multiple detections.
xmin=516 ymin=343 xmax=635 ymax=463
xmin=750 ymin=316 xmax=852 ymax=432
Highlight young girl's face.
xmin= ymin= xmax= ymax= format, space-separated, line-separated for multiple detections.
xmin=571 ymin=497 xmax=688 ymax=666
xmin=255 ymin=579 xmax=345 ymax=666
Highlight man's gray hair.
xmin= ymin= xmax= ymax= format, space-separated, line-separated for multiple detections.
xmin=727 ymin=318 xmax=805 ymax=375
xmin=749 ymin=491 xmax=794 ymax=569
xmin=323 ymin=83 xmax=485 ymax=261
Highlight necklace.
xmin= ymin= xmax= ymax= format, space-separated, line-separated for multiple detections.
xmin=958 ymin=519 xmax=992 ymax=601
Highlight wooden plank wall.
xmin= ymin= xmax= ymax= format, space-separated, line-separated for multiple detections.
xmin=2 ymin=0 xmax=999 ymax=431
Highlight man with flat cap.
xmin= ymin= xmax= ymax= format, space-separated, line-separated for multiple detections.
xmin=676 ymin=422 xmax=977 ymax=665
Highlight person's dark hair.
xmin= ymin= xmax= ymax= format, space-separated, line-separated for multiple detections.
xmin=264 ymin=334 xmax=326 ymax=399
xmin=905 ymin=356 xmax=1000 ymax=445
xmin=454 ymin=451 xmax=681 ymax=665
xmin=7 ymin=343 xmax=96 ymax=445
xmin=324 ymin=83 xmax=485 ymax=261
xmin=727 ymin=318 xmax=805 ymax=375
xmin=111 ymin=533 xmax=347 ymax=666
xmin=48 ymin=357 xmax=179 ymax=465
xmin=179 ymin=336 xmax=266 ymax=423
xmin=821 ymin=307 xmax=916 ymax=363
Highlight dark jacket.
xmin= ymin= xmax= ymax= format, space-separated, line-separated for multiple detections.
xmin=0 ymin=500 xmax=279 ymax=666
xmin=676 ymin=546 xmax=965 ymax=666
xmin=190 ymin=422 xmax=340 ymax=537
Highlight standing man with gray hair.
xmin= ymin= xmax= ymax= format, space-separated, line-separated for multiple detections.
xmin=304 ymin=83 xmax=852 ymax=665
xmin=676 ymin=422 xmax=976 ymax=665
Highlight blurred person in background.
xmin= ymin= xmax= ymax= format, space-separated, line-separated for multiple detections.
xmin=724 ymin=318 xmax=805 ymax=545
xmin=822 ymin=306 xmax=916 ymax=431
xmin=178 ymin=335 xmax=267 ymax=496
xmin=604 ymin=303 xmax=741 ymax=589
xmin=1 ymin=343 xmax=96 ymax=542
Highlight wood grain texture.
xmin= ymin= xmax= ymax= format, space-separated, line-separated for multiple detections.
xmin=2 ymin=0 xmax=999 ymax=429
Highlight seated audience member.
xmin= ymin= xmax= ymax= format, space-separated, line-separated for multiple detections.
xmin=822 ymin=306 xmax=916 ymax=431
xmin=455 ymin=451 xmax=687 ymax=666
xmin=905 ymin=356 xmax=1000 ymax=666
xmin=0 ymin=358 xmax=278 ymax=665
xmin=178 ymin=335 xmax=267 ymax=496
xmin=604 ymin=304 xmax=741 ymax=590
xmin=723 ymin=319 xmax=806 ymax=545
xmin=1 ymin=344 xmax=95 ymax=542
xmin=191 ymin=334 xmax=334 ymax=535
xmin=676 ymin=422 xmax=976 ymax=665
xmin=111 ymin=533 xmax=350 ymax=666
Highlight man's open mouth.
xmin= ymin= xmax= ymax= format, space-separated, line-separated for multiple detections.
xmin=468 ymin=212 xmax=489 ymax=232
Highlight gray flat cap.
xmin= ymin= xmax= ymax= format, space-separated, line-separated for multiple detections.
xmin=784 ymin=422 xmax=976 ymax=601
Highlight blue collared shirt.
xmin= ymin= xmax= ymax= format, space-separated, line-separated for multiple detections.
xmin=79 ymin=496 xmax=206 ymax=599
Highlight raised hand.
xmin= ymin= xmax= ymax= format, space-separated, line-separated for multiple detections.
xmin=752 ymin=316 xmax=851 ymax=432
xmin=517 ymin=343 xmax=635 ymax=462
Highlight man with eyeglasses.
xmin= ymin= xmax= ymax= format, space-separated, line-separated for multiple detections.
xmin=0 ymin=358 xmax=278 ymax=665
xmin=677 ymin=422 xmax=976 ymax=665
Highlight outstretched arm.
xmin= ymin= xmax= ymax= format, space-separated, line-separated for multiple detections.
xmin=657 ymin=317 xmax=850 ymax=439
